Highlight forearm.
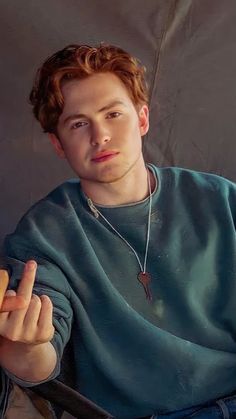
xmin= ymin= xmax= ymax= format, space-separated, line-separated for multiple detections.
xmin=0 ymin=338 xmax=57 ymax=382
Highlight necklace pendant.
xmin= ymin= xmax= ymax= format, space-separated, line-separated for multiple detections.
xmin=138 ymin=272 xmax=152 ymax=301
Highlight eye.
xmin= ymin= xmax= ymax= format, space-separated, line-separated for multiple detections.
xmin=71 ymin=121 xmax=87 ymax=129
xmin=106 ymin=112 xmax=121 ymax=119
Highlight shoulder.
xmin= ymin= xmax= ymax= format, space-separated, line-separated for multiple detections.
xmin=40 ymin=178 xmax=81 ymax=207
xmin=22 ymin=179 xmax=81 ymax=220
xmin=150 ymin=165 xmax=236 ymax=224
xmin=7 ymin=179 xmax=83 ymax=240
xmin=151 ymin=164 xmax=236 ymax=196
xmin=4 ymin=179 xmax=83 ymax=257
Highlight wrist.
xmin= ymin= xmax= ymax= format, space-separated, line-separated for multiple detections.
xmin=0 ymin=339 xmax=57 ymax=382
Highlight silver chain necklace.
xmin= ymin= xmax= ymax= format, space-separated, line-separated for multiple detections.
xmin=87 ymin=169 xmax=153 ymax=301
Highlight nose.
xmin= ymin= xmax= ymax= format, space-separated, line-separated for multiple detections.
xmin=90 ymin=123 xmax=111 ymax=146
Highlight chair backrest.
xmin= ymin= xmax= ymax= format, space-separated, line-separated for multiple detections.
xmin=31 ymin=339 xmax=114 ymax=418
xmin=32 ymin=379 xmax=114 ymax=419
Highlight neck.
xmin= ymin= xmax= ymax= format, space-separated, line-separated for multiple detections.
xmin=81 ymin=161 xmax=156 ymax=206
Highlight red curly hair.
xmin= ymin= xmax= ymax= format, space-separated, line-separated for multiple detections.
xmin=29 ymin=43 xmax=149 ymax=133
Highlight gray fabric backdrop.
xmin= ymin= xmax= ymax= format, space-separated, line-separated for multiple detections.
xmin=1 ymin=0 xmax=236 ymax=247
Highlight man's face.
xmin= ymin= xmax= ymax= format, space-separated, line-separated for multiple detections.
xmin=49 ymin=72 xmax=149 ymax=185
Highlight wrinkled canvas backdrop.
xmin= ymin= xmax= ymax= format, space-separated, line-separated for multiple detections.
xmin=1 ymin=0 xmax=236 ymax=246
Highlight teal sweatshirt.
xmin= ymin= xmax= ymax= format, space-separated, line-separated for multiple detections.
xmin=3 ymin=165 xmax=236 ymax=418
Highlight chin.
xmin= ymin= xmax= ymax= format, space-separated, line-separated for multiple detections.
xmin=94 ymin=172 xmax=126 ymax=184
xmin=80 ymin=166 xmax=128 ymax=184
xmin=78 ymin=159 xmax=140 ymax=184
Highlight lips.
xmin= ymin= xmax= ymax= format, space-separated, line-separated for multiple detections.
xmin=91 ymin=151 xmax=119 ymax=163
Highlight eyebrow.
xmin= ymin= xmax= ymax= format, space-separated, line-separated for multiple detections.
xmin=62 ymin=100 xmax=127 ymax=125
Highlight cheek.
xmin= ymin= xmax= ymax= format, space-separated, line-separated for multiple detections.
xmin=116 ymin=118 xmax=138 ymax=136
xmin=62 ymin=134 xmax=87 ymax=155
xmin=126 ymin=119 xmax=142 ymax=140
xmin=67 ymin=145 xmax=84 ymax=160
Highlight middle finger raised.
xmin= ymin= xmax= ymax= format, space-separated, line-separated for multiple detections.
xmin=16 ymin=260 xmax=37 ymax=305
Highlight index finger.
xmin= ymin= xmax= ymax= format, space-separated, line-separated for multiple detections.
xmin=16 ymin=260 xmax=37 ymax=303
xmin=0 ymin=270 xmax=9 ymax=308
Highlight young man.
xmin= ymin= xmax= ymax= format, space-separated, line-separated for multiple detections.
xmin=0 ymin=44 xmax=236 ymax=418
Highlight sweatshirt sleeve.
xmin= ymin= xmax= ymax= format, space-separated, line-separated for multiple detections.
xmin=2 ymin=208 xmax=74 ymax=386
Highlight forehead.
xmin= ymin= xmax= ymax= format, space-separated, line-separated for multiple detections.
xmin=61 ymin=72 xmax=133 ymax=110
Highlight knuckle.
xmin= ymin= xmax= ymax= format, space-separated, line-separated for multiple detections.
xmin=32 ymin=294 xmax=40 ymax=302
xmin=5 ymin=290 xmax=16 ymax=297
xmin=37 ymin=326 xmax=54 ymax=343
xmin=4 ymin=330 xmax=20 ymax=342
xmin=21 ymin=327 xmax=37 ymax=344
xmin=22 ymin=335 xmax=35 ymax=344
xmin=30 ymin=294 xmax=41 ymax=306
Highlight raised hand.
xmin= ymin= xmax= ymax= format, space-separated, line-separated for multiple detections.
xmin=0 ymin=260 xmax=54 ymax=344
xmin=0 ymin=260 xmax=56 ymax=382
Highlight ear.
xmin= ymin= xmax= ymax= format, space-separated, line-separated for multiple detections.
xmin=138 ymin=104 xmax=149 ymax=136
xmin=48 ymin=133 xmax=66 ymax=159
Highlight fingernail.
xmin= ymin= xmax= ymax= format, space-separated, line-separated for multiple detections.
xmin=26 ymin=261 xmax=36 ymax=271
